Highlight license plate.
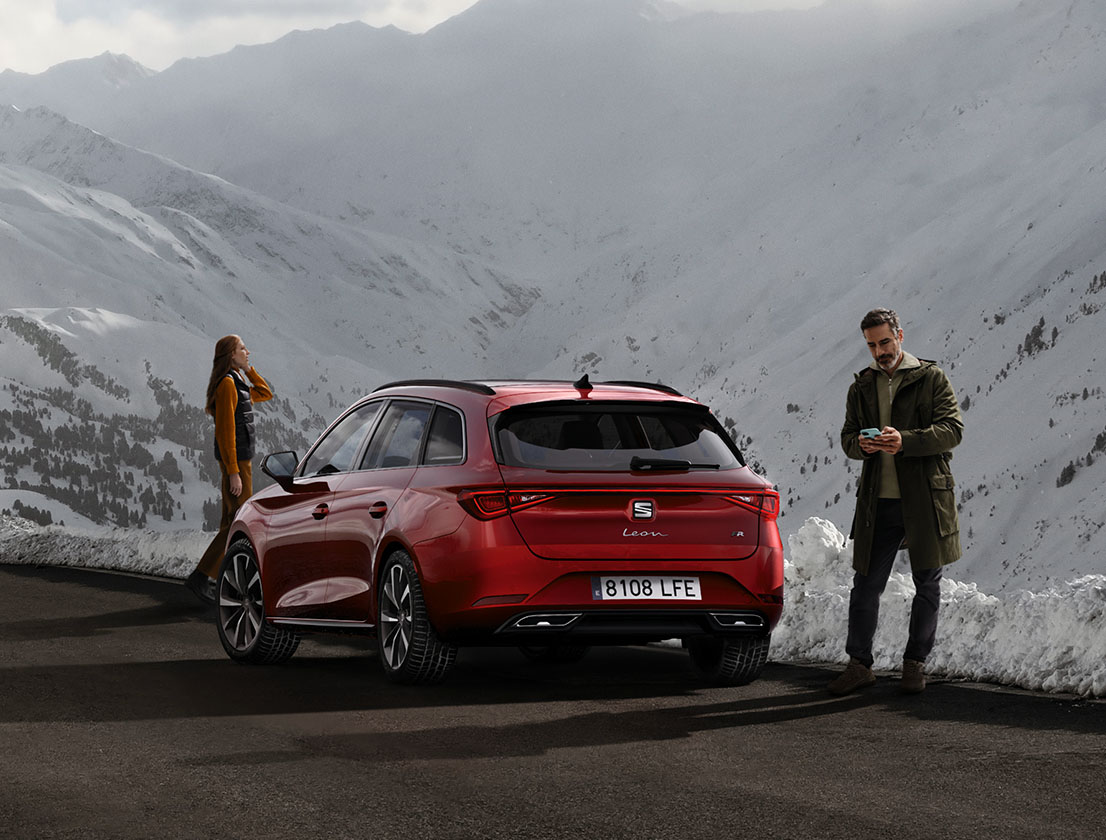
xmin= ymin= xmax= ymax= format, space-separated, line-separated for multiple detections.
xmin=591 ymin=576 xmax=702 ymax=601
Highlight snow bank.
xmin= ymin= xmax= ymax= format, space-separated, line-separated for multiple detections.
xmin=774 ymin=517 xmax=1106 ymax=698
xmin=0 ymin=514 xmax=204 ymax=580
xmin=1 ymin=513 xmax=1103 ymax=698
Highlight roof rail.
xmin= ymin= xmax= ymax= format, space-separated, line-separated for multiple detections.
xmin=601 ymin=380 xmax=683 ymax=397
xmin=372 ymin=379 xmax=496 ymax=396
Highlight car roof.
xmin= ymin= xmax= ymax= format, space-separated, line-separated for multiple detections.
xmin=366 ymin=378 xmax=704 ymax=413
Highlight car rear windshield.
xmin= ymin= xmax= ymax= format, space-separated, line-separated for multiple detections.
xmin=493 ymin=403 xmax=744 ymax=471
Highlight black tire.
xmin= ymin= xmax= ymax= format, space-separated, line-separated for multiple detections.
xmin=518 ymin=645 xmax=590 ymax=664
xmin=377 ymin=550 xmax=457 ymax=684
xmin=216 ymin=538 xmax=300 ymax=665
xmin=687 ymin=635 xmax=770 ymax=686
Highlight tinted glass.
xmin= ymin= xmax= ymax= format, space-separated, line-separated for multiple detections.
xmin=301 ymin=402 xmax=382 ymax=476
xmin=494 ymin=405 xmax=742 ymax=471
xmin=361 ymin=402 xmax=432 ymax=470
xmin=424 ymin=406 xmax=465 ymax=465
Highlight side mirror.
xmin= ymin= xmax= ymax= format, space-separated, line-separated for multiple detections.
xmin=261 ymin=451 xmax=300 ymax=492
xmin=261 ymin=451 xmax=331 ymax=494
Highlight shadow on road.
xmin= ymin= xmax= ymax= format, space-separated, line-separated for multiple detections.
xmin=0 ymin=564 xmax=210 ymax=640
xmin=2 ymin=564 xmax=1103 ymax=749
xmin=1 ymin=600 xmax=207 ymax=640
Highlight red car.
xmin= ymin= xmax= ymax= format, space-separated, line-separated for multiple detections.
xmin=216 ymin=378 xmax=783 ymax=685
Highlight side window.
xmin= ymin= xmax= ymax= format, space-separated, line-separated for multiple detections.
xmin=301 ymin=402 xmax=382 ymax=476
xmin=361 ymin=402 xmax=432 ymax=470
xmin=423 ymin=406 xmax=465 ymax=465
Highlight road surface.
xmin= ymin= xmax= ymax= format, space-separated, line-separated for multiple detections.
xmin=1 ymin=564 xmax=1103 ymax=839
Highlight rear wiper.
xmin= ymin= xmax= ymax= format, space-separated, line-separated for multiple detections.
xmin=629 ymin=456 xmax=720 ymax=471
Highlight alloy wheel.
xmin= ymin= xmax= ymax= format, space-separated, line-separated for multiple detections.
xmin=218 ymin=546 xmax=264 ymax=653
xmin=380 ymin=561 xmax=413 ymax=671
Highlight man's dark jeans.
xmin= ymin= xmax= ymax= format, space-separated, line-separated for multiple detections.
xmin=846 ymin=498 xmax=942 ymax=667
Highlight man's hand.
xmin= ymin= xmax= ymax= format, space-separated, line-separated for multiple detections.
xmin=858 ymin=427 xmax=903 ymax=455
xmin=229 ymin=473 xmax=243 ymax=497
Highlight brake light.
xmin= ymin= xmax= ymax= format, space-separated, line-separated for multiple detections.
xmin=457 ymin=490 xmax=554 ymax=520
xmin=725 ymin=490 xmax=780 ymax=520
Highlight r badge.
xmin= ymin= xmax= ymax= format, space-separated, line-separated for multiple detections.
xmin=630 ymin=499 xmax=655 ymax=521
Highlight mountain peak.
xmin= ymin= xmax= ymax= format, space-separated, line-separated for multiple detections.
xmin=36 ymin=51 xmax=155 ymax=86
xmin=433 ymin=0 xmax=668 ymax=33
xmin=0 ymin=52 xmax=154 ymax=114
xmin=88 ymin=52 xmax=156 ymax=87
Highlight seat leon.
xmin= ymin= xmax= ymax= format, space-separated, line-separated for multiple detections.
xmin=215 ymin=378 xmax=784 ymax=685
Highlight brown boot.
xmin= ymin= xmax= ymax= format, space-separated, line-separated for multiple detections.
xmin=827 ymin=658 xmax=876 ymax=696
xmin=901 ymin=658 xmax=926 ymax=694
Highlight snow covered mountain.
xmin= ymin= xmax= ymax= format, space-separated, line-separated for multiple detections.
xmin=1 ymin=0 xmax=1104 ymax=592
xmin=0 ymin=105 xmax=538 ymax=528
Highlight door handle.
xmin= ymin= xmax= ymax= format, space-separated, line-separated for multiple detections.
xmin=369 ymin=502 xmax=388 ymax=519
xmin=312 ymin=504 xmax=329 ymax=520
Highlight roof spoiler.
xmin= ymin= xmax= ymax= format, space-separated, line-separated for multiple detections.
xmin=372 ymin=379 xmax=496 ymax=395
xmin=370 ymin=379 xmax=683 ymax=397
xmin=601 ymin=380 xmax=683 ymax=396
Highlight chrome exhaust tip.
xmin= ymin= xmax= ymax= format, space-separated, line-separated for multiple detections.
xmin=710 ymin=612 xmax=766 ymax=629
xmin=510 ymin=613 xmax=582 ymax=629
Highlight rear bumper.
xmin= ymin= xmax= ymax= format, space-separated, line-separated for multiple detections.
xmin=414 ymin=519 xmax=784 ymax=643
xmin=443 ymin=608 xmax=772 ymax=645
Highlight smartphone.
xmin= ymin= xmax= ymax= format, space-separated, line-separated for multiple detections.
xmin=860 ymin=428 xmax=882 ymax=438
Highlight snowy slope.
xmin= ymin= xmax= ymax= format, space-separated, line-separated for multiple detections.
xmin=0 ymin=105 xmax=539 ymax=527
xmin=0 ymin=105 xmax=539 ymax=372
xmin=0 ymin=0 xmax=1104 ymax=593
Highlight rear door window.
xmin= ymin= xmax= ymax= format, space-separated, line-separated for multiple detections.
xmin=494 ymin=404 xmax=742 ymax=471
xmin=361 ymin=401 xmax=433 ymax=470
xmin=423 ymin=406 xmax=465 ymax=465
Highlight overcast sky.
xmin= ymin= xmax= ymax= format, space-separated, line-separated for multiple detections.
xmin=0 ymin=0 xmax=822 ymax=75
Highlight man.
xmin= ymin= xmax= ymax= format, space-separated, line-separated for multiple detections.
xmin=828 ymin=308 xmax=963 ymax=695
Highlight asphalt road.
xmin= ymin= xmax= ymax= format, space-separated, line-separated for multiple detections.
xmin=1 ymin=564 xmax=1104 ymax=840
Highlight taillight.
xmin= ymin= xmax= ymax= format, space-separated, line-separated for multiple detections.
xmin=457 ymin=490 xmax=554 ymax=520
xmin=725 ymin=490 xmax=780 ymax=520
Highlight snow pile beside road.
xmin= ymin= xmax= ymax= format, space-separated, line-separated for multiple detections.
xmin=774 ymin=517 xmax=1106 ymax=698
xmin=2 ymin=513 xmax=1103 ymax=697
xmin=0 ymin=514 xmax=204 ymax=580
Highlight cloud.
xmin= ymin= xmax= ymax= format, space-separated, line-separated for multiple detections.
xmin=5 ymin=0 xmax=911 ymax=76
xmin=55 ymin=0 xmax=388 ymax=26
xmin=1 ymin=0 xmax=477 ymax=74
xmin=677 ymin=0 xmax=823 ymax=11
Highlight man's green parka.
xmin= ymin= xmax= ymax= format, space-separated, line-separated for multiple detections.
xmin=841 ymin=358 xmax=964 ymax=574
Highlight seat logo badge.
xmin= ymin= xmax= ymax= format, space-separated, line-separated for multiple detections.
xmin=630 ymin=500 xmax=655 ymax=521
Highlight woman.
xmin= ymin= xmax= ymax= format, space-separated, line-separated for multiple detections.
xmin=186 ymin=335 xmax=273 ymax=604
